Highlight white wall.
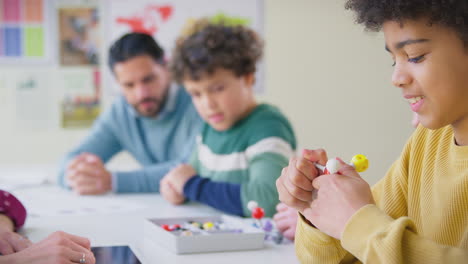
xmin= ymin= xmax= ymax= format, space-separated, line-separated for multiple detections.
xmin=0 ymin=0 xmax=413 ymax=185
xmin=260 ymin=0 xmax=413 ymax=185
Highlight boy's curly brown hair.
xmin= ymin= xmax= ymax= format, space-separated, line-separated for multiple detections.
xmin=345 ymin=0 xmax=468 ymax=43
xmin=170 ymin=20 xmax=263 ymax=83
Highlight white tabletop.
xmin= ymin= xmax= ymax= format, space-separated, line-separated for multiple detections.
xmin=8 ymin=184 xmax=298 ymax=264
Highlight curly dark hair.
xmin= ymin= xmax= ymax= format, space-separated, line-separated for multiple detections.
xmin=345 ymin=0 xmax=468 ymax=43
xmin=170 ymin=21 xmax=263 ymax=83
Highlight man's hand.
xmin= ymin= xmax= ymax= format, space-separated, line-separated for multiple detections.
xmin=305 ymin=158 xmax=375 ymax=239
xmin=273 ymin=203 xmax=298 ymax=240
xmin=66 ymin=153 xmax=112 ymax=195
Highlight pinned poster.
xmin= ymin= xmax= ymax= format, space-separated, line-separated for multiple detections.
xmin=59 ymin=68 xmax=101 ymax=128
xmin=108 ymin=0 xmax=263 ymax=57
xmin=15 ymin=72 xmax=55 ymax=129
xmin=0 ymin=0 xmax=51 ymax=63
xmin=58 ymin=5 xmax=100 ymax=66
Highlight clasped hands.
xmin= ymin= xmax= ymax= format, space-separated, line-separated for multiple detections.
xmin=276 ymin=149 xmax=375 ymax=239
xmin=66 ymin=153 xmax=112 ymax=195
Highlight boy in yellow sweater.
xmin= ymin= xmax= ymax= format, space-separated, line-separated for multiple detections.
xmin=276 ymin=0 xmax=468 ymax=263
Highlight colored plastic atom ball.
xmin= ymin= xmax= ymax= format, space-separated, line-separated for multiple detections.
xmin=252 ymin=207 xmax=265 ymax=219
xmin=203 ymin=222 xmax=214 ymax=230
xmin=326 ymin=158 xmax=341 ymax=174
xmin=263 ymin=220 xmax=273 ymax=232
xmin=351 ymin=154 xmax=369 ymax=172
xmin=247 ymin=201 xmax=258 ymax=211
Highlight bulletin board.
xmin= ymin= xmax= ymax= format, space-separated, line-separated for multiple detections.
xmin=107 ymin=0 xmax=263 ymax=56
xmin=0 ymin=0 xmax=264 ymax=130
xmin=105 ymin=0 xmax=265 ymax=96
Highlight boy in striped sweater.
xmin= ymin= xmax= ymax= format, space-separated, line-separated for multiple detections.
xmin=159 ymin=20 xmax=296 ymax=217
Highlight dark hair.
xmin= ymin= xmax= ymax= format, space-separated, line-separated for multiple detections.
xmin=108 ymin=33 xmax=165 ymax=72
xmin=345 ymin=0 xmax=468 ymax=43
xmin=170 ymin=21 xmax=263 ymax=82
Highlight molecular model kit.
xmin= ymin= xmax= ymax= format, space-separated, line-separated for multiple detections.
xmin=144 ymin=214 xmax=265 ymax=254
xmin=144 ymin=201 xmax=290 ymax=254
xmin=314 ymin=154 xmax=369 ymax=174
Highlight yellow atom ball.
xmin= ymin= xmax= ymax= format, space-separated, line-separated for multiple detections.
xmin=203 ymin=222 xmax=214 ymax=230
xmin=351 ymin=154 xmax=369 ymax=172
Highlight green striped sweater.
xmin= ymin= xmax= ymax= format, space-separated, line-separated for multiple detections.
xmin=190 ymin=104 xmax=296 ymax=217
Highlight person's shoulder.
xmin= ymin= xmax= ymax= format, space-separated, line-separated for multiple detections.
xmin=245 ymin=104 xmax=290 ymax=126
xmin=173 ymin=85 xmax=197 ymax=113
xmin=175 ymin=84 xmax=193 ymax=108
xmin=403 ymin=125 xmax=453 ymax=162
xmin=410 ymin=124 xmax=453 ymax=145
xmin=104 ymin=95 xmax=128 ymax=114
xmin=96 ymin=96 xmax=135 ymax=127
xmin=251 ymin=103 xmax=285 ymax=118
xmin=244 ymin=104 xmax=296 ymax=146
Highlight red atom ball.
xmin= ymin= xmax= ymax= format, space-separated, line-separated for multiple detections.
xmin=252 ymin=207 xmax=265 ymax=219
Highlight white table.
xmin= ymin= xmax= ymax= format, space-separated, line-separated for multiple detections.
xmin=9 ymin=185 xmax=298 ymax=264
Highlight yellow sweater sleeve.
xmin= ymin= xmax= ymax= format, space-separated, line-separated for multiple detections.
xmin=295 ymin=132 xmax=413 ymax=264
xmin=296 ymin=213 xmax=358 ymax=263
xmin=341 ymin=204 xmax=468 ymax=263
xmin=295 ymin=125 xmax=468 ymax=263
xmin=340 ymin=126 xmax=468 ymax=263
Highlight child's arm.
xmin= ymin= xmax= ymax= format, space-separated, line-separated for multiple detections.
xmin=183 ymin=176 xmax=244 ymax=216
xmin=340 ymin=205 xmax=468 ymax=264
xmin=294 ymin=158 xmax=407 ymax=264
xmin=0 ymin=190 xmax=32 ymax=255
xmin=240 ymin=152 xmax=289 ymax=217
xmin=295 ymin=213 xmax=355 ymax=263
xmin=183 ymin=150 xmax=290 ymax=217
xmin=338 ymin=160 xmax=468 ymax=263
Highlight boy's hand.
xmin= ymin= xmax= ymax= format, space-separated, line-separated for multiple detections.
xmin=66 ymin=153 xmax=112 ymax=195
xmin=160 ymin=178 xmax=186 ymax=205
xmin=305 ymin=159 xmax=375 ymax=240
xmin=163 ymin=164 xmax=197 ymax=194
xmin=273 ymin=203 xmax=298 ymax=240
xmin=276 ymin=149 xmax=327 ymax=213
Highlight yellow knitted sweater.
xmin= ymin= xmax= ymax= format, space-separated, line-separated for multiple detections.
xmin=296 ymin=125 xmax=468 ymax=263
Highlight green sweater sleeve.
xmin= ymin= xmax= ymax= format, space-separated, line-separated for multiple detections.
xmin=240 ymin=152 xmax=288 ymax=217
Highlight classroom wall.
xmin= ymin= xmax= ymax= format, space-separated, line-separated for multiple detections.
xmin=0 ymin=0 xmax=413 ymax=185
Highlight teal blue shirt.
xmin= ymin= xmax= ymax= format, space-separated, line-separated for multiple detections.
xmin=58 ymin=85 xmax=203 ymax=193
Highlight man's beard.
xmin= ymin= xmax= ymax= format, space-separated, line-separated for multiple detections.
xmin=133 ymin=90 xmax=168 ymax=117
xmin=134 ymin=98 xmax=161 ymax=117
